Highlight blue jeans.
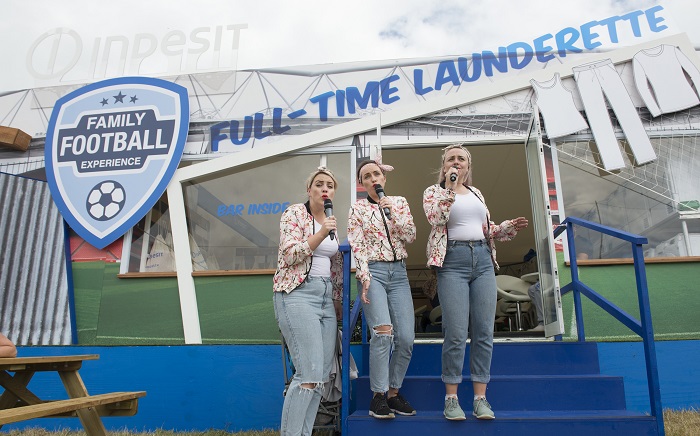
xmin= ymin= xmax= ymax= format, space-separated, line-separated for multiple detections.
xmin=360 ymin=260 xmax=415 ymax=393
xmin=437 ymin=240 xmax=496 ymax=385
xmin=274 ymin=277 xmax=337 ymax=436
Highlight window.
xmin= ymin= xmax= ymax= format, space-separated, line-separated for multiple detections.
xmin=558 ymin=134 xmax=700 ymax=259
xmin=121 ymin=152 xmax=352 ymax=273
xmin=121 ymin=198 xmax=173 ymax=272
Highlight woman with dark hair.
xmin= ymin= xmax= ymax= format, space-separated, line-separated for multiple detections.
xmin=348 ymin=157 xmax=417 ymax=419
xmin=273 ymin=166 xmax=344 ymax=436
xmin=424 ymin=144 xmax=528 ymax=421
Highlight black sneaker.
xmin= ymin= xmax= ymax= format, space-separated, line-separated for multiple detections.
xmin=369 ymin=393 xmax=395 ymax=419
xmin=387 ymin=393 xmax=416 ymax=416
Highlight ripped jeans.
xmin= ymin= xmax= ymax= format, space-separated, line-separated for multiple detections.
xmin=360 ymin=260 xmax=415 ymax=394
xmin=274 ymin=276 xmax=337 ymax=436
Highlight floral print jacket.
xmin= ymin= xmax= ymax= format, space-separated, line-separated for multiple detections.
xmin=272 ymin=202 xmax=344 ymax=300
xmin=347 ymin=196 xmax=416 ymax=285
xmin=423 ymin=183 xmax=519 ymax=269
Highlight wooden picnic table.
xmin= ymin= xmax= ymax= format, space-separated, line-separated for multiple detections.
xmin=0 ymin=354 xmax=146 ymax=435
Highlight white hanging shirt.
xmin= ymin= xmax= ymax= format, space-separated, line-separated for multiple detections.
xmin=530 ymin=73 xmax=589 ymax=139
xmin=632 ymin=44 xmax=700 ymax=117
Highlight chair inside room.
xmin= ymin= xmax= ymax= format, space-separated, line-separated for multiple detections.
xmin=495 ymin=274 xmax=532 ymax=331
xmin=414 ymin=305 xmax=442 ymax=334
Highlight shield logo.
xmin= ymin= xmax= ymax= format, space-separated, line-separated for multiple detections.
xmin=45 ymin=77 xmax=189 ymax=249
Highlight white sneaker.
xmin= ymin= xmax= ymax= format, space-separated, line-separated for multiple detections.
xmin=528 ymin=324 xmax=544 ymax=332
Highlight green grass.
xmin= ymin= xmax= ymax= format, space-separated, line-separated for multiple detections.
xmin=3 ymin=409 xmax=699 ymax=435
xmin=0 ymin=430 xmax=279 ymax=436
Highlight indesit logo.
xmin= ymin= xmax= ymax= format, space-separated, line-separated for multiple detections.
xmin=27 ymin=25 xmax=247 ymax=83
xmin=45 ymin=77 xmax=189 ymax=249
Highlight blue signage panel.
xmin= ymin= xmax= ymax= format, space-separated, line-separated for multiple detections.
xmin=45 ymin=77 xmax=189 ymax=249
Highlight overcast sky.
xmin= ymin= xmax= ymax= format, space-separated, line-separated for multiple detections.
xmin=1 ymin=0 xmax=698 ymax=92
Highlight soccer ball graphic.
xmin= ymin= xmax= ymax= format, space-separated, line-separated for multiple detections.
xmin=86 ymin=181 xmax=126 ymax=221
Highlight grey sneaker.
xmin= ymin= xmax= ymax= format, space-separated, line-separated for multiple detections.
xmin=444 ymin=397 xmax=466 ymax=421
xmin=473 ymin=397 xmax=495 ymax=419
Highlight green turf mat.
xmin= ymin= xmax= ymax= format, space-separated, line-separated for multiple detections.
xmin=558 ymin=254 xmax=700 ymax=341
xmin=72 ymin=261 xmax=105 ymax=344
xmin=96 ymin=263 xmax=185 ymax=344
xmin=195 ymin=275 xmax=278 ymax=343
xmin=72 ymin=255 xmax=699 ymax=345
xmin=73 ymin=261 xmax=359 ymax=345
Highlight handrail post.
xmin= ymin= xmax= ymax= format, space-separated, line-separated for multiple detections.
xmin=631 ymin=242 xmax=665 ymax=435
xmin=340 ymin=244 xmax=352 ymax=436
xmin=566 ymin=221 xmax=586 ymax=341
xmin=558 ymin=216 xmax=665 ymax=436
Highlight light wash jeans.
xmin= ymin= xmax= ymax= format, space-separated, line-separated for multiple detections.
xmin=274 ymin=276 xmax=337 ymax=436
xmin=437 ymin=240 xmax=497 ymax=385
xmin=360 ymin=260 xmax=415 ymax=393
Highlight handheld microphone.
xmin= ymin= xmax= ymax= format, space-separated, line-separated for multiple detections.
xmin=323 ymin=198 xmax=335 ymax=240
xmin=373 ymin=184 xmax=392 ymax=220
xmin=449 ymin=165 xmax=458 ymax=183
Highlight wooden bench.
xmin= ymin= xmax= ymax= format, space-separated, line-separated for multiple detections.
xmin=0 ymin=391 xmax=147 ymax=423
xmin=0 ymin=355 xmax=146 ymax=435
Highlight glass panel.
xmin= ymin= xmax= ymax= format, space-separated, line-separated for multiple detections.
xmin=180 ymin=153 xmax=352 ymax=271
xmin=124 ymin=197 xmax=173 ymax=272
xmin=556 ymin=132 xmax=700 ymax=259
xmin=525 ymin=114 xmax=564 ymax=335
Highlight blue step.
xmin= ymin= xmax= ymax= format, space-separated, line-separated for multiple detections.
xmin=345 ymin=341 xmax=661 ymax=435
xmin=346 ymin=410 xmax=658 ymax=436
xmin=374 ymin=341 xmax=602 ymax=376
xmin=353 ymin=374 xmax=627 ymax=411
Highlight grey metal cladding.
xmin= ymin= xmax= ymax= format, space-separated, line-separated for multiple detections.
xmin=0 ymin=173 xmax=71 ymax=345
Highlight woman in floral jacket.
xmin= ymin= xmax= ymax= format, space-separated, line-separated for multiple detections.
xmin=348 ymin=158 xmax=417 ymax=419
xmin=423 ymin=144 xmax=528 ymax=422
xmin=272 ymin=166 xmax=343 ymax=436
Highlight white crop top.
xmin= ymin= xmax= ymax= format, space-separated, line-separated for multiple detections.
xmin=447 ymin=192 xmax=487 ymax=241
xmin=309 ymin=219 xmax=338 ymax=276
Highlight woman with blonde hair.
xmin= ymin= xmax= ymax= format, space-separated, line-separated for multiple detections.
xmin=273 ymin=166 xmax=344 ymax=436
xmin=423 ymin=144 xmax=528 ymax=421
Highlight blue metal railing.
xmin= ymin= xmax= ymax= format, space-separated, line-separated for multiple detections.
xmin=556 ymin=216 xmax=664 ymax=435
xmin=339 ymin=216 xmax=665 ymax=434
xmin=339 ymin=243 xmax=362 ymax=435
